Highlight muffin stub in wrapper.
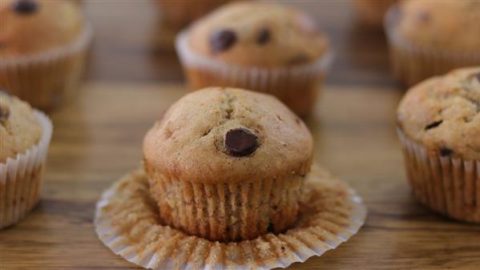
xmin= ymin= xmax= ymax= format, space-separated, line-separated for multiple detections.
xmin=0 ymin=111 xmax=53 ymax=229
xmin=175 ymin=31 xmax=334 ymax=118
xmin=0 ymin=23 xmax=93 ymax=111
xmin=398 ymin=128 xmax=480 ymax=223
xmin=384 ymin=5 xmax=480 ymax=87
xmin=95 ymin=165 xmax=366 ymax=269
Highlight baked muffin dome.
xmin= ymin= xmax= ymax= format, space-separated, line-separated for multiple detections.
xmin=144 ymin=87 xmax=313 ymax=241
xmin=0 ymin=91 xmax=42 ymax=163
xmin=398 ymin=67 xmax=480 ymax=160
xmin=0 ymin=0 xmax=85 ymax=58
xmin=396 ymin=0 xmax=480 ymax=52
xmin=187 ymin=1 xmax=329 ymax=68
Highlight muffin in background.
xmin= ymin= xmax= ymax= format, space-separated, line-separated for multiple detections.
xmin=354 ymin=0 xmax=398 ymax=27
xmin=0 ymin=91 xmax=53 ymax=229
xmin=0 ymin=0 xmax=93 ymax=110
xmin=143 ymin=87 xmax=313 ymax=241
xmin=385 ymin=0 xmax=480 ymax=86
xmin=156 ymin=0 xmax=233 ymax=30
xmin=176 ymin=1 xmax=332 ymax=117
xmin=397 ymin=67 xmax=480 ymax=222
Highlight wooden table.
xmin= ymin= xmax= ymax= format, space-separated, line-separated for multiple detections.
xmin=2 ymin=0 xmax=480 ymax=269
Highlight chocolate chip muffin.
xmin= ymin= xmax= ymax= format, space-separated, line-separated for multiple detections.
xmin=176 ymin=1 xmax=331 ymax=117
xmin=385 ymin=0 xmax=480 ymax=86
xmin=0 ymin=91 xmax=53 ymax=229
xmin=143 ymin=87 xmax=313 ymax=241
xmin=397 ymin=67 xmax=480 ymax=222
xmin=354 ymin=0 xmax=398 ymax=26
xmin=0 ymin=0 xmax=93 ymax=110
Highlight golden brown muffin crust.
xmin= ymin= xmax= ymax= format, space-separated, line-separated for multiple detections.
xmin=398 ymin=67 xmax=480 ymax=160
xmin=0 ymin=0 xmax=84 ymax=58
xmin=395 ymin=0 xmax=480 ymax=52
xmin=0 ymin=91 xmax=42 ymax=163
xmin=187 ymin=1 xmax=329 ymax=68
xmin=143 ymin=87 xmax=314 ymax=184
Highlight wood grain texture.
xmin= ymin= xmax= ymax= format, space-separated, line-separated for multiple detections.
xmin=2 ymin=83 xmax=480 ymax=269
xmin=2 ymin=0 xmax=480 ymax=269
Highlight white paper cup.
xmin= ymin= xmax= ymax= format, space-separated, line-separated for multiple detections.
xmin=384 ymin=5 xmax=480 ymax=87
xmin=0 ymin=111 xmax=53 ymax=229
xmin=175 ymin=31 xmax=333 ymax=117
xmin=0 ymin=23 xmax=93 ymax=111
xmin=398 ymin=128 xmax=480 ymax=222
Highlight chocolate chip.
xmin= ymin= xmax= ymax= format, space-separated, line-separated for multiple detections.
xmin=287 ymin=54 xmax=310 ymax=66
xmin=473 ymin=73 xmax=480 ymax=83
xmin=210 ymin=29 xmax=237 ymax=53
xmin=0 ymin=106 xmax=10 ymax=125
xmin=256 ymin=28 xmax=271 ymax=45
xmin=267 ymin=222 xmax=274 ymax=233
xmin=224 ymin=128 xmax=258 ymax=157
xmin=440 ymin=147 xmax=453 ymax=157
xmin=12 ymin=0 xmax=39 ymax=15
xmin=425 ymin=120 xmax=443 ymax=130
xmin=417 ymin=10 xmax=430 ymax=23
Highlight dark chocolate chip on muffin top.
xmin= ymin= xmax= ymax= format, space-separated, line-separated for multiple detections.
xmin=224 ymin=128 xmax=259 ymax=157
xmin=12 ymin=0 xmax=39 ymax=15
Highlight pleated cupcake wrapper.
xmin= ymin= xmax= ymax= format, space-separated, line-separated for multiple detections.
xmin=384 ymin=5 xmax=480 ymax=87
xmin=0 ymin=111 xmax=53 ymax=229
xmin=398 ymin=129 xmax=480 ymax=222
xmin=95 ymin=166 xmax=366 ymax=270
xmin=148 ymin=173 xmax=303 ymax=242
xmin=0 ymin=23 xmax=93 ymax=110
xmin=175 ymin=31 xmax=334 ymax=117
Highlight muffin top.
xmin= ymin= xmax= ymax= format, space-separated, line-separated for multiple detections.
xmin=144 ymin=87 xmax=314 ymax=183
xmin=0 ymin=0 xmax=84 ymax=58
xmin=398 ymin=67 xmax=480 ymax=160
xmin=186 ymin=1 xmax=329 ymax=68
xmin=0 ymin=91 xmax=42 ymax=163
xmin=394 ymin=0 xmax=480 ymax=52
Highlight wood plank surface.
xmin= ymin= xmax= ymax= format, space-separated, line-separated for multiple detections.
xmin=2 ymin=83 xmax=480 ymax=269
xmin=2 ymin=0 xmax=480 ymax=269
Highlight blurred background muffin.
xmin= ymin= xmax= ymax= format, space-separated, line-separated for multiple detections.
xmin=0 ymin=0 xmax=93 ymax=110
xmin=176 ymin=1 xmax=331 ymax=117
xmin=397 ymin=67 xmax=480 ymax=222
xmin=385 ymin=0 xmax=480 ymax=86
xmin=354 ymin=0 xmax=398 ymax=27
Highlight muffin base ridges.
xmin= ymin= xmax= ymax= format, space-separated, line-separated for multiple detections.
xmin=94 ymin=165 xmax=366 ymax=270
xmin=0 ymin=111 xmax=53 ymax=229
xmin=398 ymin=128 xmax=480 ymax=222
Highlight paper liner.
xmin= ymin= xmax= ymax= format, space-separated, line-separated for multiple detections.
xmin=95 ymin=165 xmax=366 ymax=269
xmin=146 ymin=163 xmax=303 ymax=242
xmin=0 ymin=111 xmax=53 ymax=229
xmin=175 ymin=31 xmax=334 ymax=117
xmin=398 ymin=128 xmax=480 ymax=222
xmin=0 ymin=23 xmax=94 ymax=111
xmin=384 ymin=5 xmax=480 ymax=87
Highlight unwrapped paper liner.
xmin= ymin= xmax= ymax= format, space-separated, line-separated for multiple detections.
xmin=175 ymin=31 xmax=334 ymax=117
xmin=384 ymin=5 xmax=480 ymax=86
xmin=398 ymin=128 xmax=480 ymax=222
xmin=0 ymin=111 xmax=53 ymax=229
xmin=95 ymin=165 xmax=366 ymax=269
